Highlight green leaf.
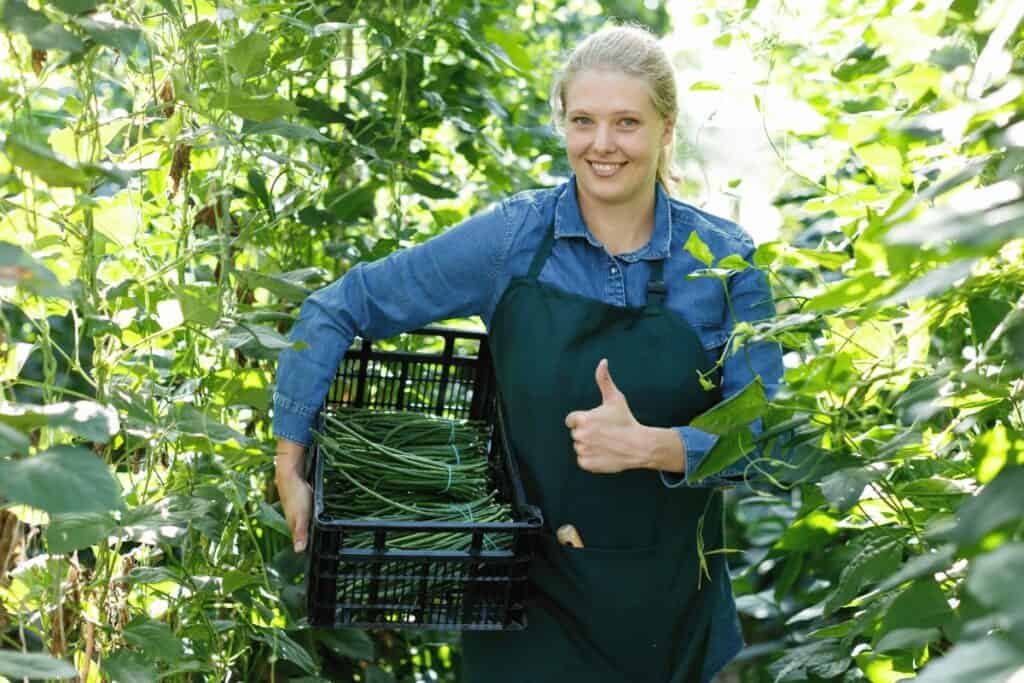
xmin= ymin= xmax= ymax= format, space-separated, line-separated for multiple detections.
xmin=804 ymin=273 xmax=892 ymax=311
xmin=237 ymin=269 xmax=311 ymax=302
xmin=406 ymin=172 xmax=458 ymax=199
xmin=45 ymin=511 xmax=115 ymax=553
xmin=222 ymin=570 xmax=262 ymax=594
xmin=823 ymin=537 xmax=902 ymax=616
xmin=775 ymin=511 xmax=840 ymax=551
xmin=104 ymin=648 xmax=157 ymax=683
xmin=213 ymin=90 xmax=298 ymax=123
xmin=949 ymin=466 xmax=1024 ymax=546
xmin=50 ymin=0 xmax=100 ymax=12
xmin=966 ymin=542 xmax=1024 ymax=616
xmin=182 ymin=19 xmax=217 ymax=45
xmin=690 ymin=377 xmax=767 ymax=435
xmin=1 ymin=0 xmax=85 ymax=52
xmin=256 ymin=502 xmax=290 ymax=537
xmin=874 ymin=626 xmax=940 ymax=653
xmin=877 ymin=545 xmax=956 ymax=592
xmin=885 ymin=182 xmax=1024 ymax=249
xmin=913 ymin=636 xmax=1024 ymax=683
xmin=819 ymin=467 xmax=881 ymax=512
xmin=875 ymin=578 xmax=954 ymax=645
xmin=689 ymin=80 xmax=722 ymax=91
xmin=253 ymin=629 xmax=318 ymax=674
xmin=122 ymin=566 xmax=181 ymax=585
xmin=0 ymin=422 xmax=30 ymax=457
xmin=241 ymin=119 xmax=333 ymax=143
xmin=169 ymin=405 xmax=251 ymax=446
xmin=0 ymin=446 xmax=123 ymax=515
xmin=715 ymin=253 xmax=749 ymax=271
xmin=688 ymin=426 xmax=755 ymax=482
xmin=314 ymin=629 xmax=374 ymax=661
xmin=176 ymin=284 xmax=220 ymax=327
xmin=228 ymin=33 xmax=271 ymax=77
xmin=74 ymin=16 xmax=142 ymax=54
xmin=683 ymin=230 xmax=714 ymax=267
xmin=0 ymin=401 xmax=120 ymax=443
xmin=217 ymin=323 xmax=304 ymax=353
xmin=124 ymin=617 xmax=184 ymax=664
xmin=4 ymin=136 xmax=92 ymax=187
xmin=0 ymin=650 xmax=78 ymax=680
xmin=0 ymin=241 xmax=73 ymax=299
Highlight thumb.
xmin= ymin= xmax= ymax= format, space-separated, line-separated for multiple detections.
xmin=595 ymin=358 xmax=621 ymax=404
xmin=294 ymin=528 xmax=308 ymax=553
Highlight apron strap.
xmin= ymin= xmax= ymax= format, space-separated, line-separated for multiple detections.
xmin=645 ymin=258 xmax=667 ymax=312
xmin=527 ymin=222 xmax=557 ymax=281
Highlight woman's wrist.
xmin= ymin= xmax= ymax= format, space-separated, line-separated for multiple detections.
xmin=637 ymin=425 xmax=686 ymax=473
xmin=275 ymin=437 xmax=307 ymax=481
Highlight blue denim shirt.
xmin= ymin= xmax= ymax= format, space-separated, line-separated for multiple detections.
xmin=273 ymin=175 xmax=783 ymax=490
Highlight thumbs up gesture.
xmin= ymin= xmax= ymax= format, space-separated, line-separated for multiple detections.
xmin=564 ymin=358 xmax=647 ymax=474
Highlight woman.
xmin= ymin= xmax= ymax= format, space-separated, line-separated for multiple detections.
xmin=274 ymin=25 xmax=783 ymax=683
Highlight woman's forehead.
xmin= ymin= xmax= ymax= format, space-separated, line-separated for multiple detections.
xmin=564 ymin=69 xmax=656 ymax=113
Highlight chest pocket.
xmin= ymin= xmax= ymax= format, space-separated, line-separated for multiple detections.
xmin=671 ymin=275 xmax=729 ymax=363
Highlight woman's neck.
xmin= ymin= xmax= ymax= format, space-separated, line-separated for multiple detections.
xmin=576 ymin=185 xmax=657 ymax=256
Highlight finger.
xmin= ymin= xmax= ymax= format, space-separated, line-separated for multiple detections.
xmin=595 ymin=358 xmax=620 ymax=404
xmin=565 ymin=411 xmax=582 ymax=429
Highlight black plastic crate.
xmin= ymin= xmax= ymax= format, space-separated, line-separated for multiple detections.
xmin=306 ymin=326 xmax=543 ymax=631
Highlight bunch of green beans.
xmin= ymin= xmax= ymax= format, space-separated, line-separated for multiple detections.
xmin=313 ymin=407 xmax=514 ymax=552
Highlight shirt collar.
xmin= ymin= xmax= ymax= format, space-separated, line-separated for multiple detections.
xmin=553 ymin=173 xmax=673 ymax=262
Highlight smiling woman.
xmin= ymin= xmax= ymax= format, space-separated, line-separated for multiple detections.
xmin=274 ymin=21 xmax=783 ymax=683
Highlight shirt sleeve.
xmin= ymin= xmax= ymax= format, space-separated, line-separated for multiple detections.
xmin=658 ymin=246 xmax=784 ymax=490
xmin=272 ymin=202 xmax=513 ymax=447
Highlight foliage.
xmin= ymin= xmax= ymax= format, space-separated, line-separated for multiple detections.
xmin=685 ymin=0 xmax=1024 ymax=681
xmin=0 ymin=0 xmax=632 ymax=680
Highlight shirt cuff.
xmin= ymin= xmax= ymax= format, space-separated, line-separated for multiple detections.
xmin=271 ymin=391 xmax=320 ymax=447
xmin=658 ymin=426 xmax=740 ymax=490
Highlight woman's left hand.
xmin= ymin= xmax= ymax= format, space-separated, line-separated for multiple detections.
xmin=564 ymin=358 xmax=650 ymax=474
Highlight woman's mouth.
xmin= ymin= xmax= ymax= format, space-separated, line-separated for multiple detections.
xmin=588 ymin=161 xmax=627 ymax=177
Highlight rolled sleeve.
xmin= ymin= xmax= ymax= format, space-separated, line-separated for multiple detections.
xmin=659 ymin=244 xmax=784 ymax=490
xmin=271 ymin=201 xmax=513 ymax=449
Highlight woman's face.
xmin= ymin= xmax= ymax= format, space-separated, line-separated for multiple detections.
xmin=563 ymin=69 xmax=673 ymax=208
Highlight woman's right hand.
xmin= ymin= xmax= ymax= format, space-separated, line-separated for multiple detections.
xmin=275 ymin=438 xmax=313 ymax=552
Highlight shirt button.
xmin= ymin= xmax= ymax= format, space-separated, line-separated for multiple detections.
xmin=610 ymin=266 xmax=618 ymax=274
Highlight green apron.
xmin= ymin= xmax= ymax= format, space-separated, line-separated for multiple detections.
xmin=462 ymin=218 xmax=726 ymax=682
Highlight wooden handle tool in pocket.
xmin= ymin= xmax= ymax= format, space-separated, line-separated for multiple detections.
xmin=557 ymin=524 xmax=584 ymax=549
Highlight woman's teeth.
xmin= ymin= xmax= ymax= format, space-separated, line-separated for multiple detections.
xmin=589 ymin=161 xmax=625 ymax=176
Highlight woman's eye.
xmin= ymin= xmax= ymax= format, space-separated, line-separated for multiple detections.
xmin=572 ymin=116 xmax=592 ymax=125
xmin=620 ymin=118 xmax=639 ymax=127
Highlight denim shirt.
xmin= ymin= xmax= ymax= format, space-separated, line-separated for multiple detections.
xmin=273 ymin=175 xmax=783 ymax=489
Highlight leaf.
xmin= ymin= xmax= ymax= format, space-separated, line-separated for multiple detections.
xmin=883 ymin=258 xmax=977 ymax=305
xmin=913 ymin=636 xmax=1024 ymax=683
xmin=823 ymin=537 xmax=902 ymax=616
xmin=690 ymin=377 xmax=767 ymax=435
xmin=222 ymin=570 xmax=262 ymax=594
xmin=819 ymin=467 xmax=881 ymax=512
xmin=253 ymin=629 xmax=318 ymax=674
xmin=213 ymin=90 xmax=298 ymax=123
xmin=965 ymin=542 xmax=1024 ymax=616
xmin=0 ymin=401 xmax=120 ymax=443
xmin=241 ymin=119 xmax=333 ymax=143
xmin=181 ymin=19 xmax=217 ymax=45
xmin=0 ymin=241 xmax=73 ymax=299
xmin=716 ymin=254 xmax=749 ymax=271
xmin=874 ymin=626 xmax=940 ymax=653
xmin=256 ymin=502 xmax=290 ymax=537
xmin=688 ymin=427 xmax=755 ymax=482
xmin=216 ymin=323 xmax=304 ymax=353
xmin=683 ymin=230 xmax=714 ymax=267
xmin=0 ymin=422 xmax=30 ymax=457
xmin=877 ymin=545 xmax=956 ymax=592
xmin=176 ymin=284 xmax=220 ymax=326
xmin=123 ymin=617 xmax=184 ymax=664
xmin=949 ymin=466 xmax=1024 ymax=546
xmin=237 ymin=270 xmax=310 ymax=302
xmin=50 ymin=0 xmax=100 ymax=12
xmin=875 ymin=578 xmax=954 ymax=645
xmin=885 ymin=181 xmax=1024 ymax=248
xmin=1 ymin=0 xmax=85 ymax=52
xmin=74 ymin=16 xmax=142 ymax=54
xmin=0 ymin=650 xmax=78 ymax=679
xmin=45 ymin=511 xmax=115 ymax=553
xmin=169 ymin=405 xmax=251 ymax=446
xmin=804 ymin=273 xmax=893 ymax=311
xmin=775 ymin=511 xmax=840 ymax=551
xmin=314 ymin=629 xmax=374 ymax=661
xmin=405 ymin=172 xmax=457 ymax=199
xmin=4 ymin=136 xmax=92 ymax=187
xmin=122 ymin=566 xmax=181 ymax=585
xmin=227 ymin=33 xmax=271 ymax=77
xmin=0 ymin=446 xmax=123 ymax=515
xmin=104 ymin=648 xmax=157 ymax=683
xmin=247 ymin=169 xmax=273 ymax=216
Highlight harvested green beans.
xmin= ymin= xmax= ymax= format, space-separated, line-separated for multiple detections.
xmin=313 ymin=407 xmax=515 ymax=551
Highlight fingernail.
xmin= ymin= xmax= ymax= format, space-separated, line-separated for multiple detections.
xmin=294 ymin=542 xmax=304 ymax=552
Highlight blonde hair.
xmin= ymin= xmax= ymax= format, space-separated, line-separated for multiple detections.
xmin=549 ymin=24 xmax=681 ymax=193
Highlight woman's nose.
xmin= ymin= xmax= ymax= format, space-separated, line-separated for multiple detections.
xmin=592 ymin=124 xmax=615 ymax=153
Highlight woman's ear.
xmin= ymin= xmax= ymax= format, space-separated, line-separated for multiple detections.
xmin=661 ymin=117 xmax=676 ymax=146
